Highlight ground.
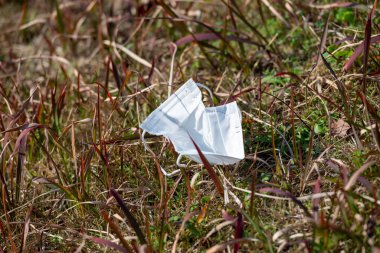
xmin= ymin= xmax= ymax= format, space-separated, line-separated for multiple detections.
xmin=0 ymin=0 xmax=379 ymax=252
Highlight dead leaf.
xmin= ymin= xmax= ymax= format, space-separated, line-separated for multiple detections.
xmin=331 ymin=119 xmax=350 ymax=137
xmin=196 ymin=202 xmax=209 ymax=224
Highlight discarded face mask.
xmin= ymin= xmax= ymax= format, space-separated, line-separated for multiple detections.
xmin=140 ymin=78 xmax=244 ymax=171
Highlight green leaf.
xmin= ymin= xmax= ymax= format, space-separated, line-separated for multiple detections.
xmin=314 ymin=123 xmax=326 ymax=135
xmin=53 ymin=0 xmax=64 ymax=34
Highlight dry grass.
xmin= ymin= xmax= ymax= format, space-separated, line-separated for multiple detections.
xmin=0 ymin=0 xmax=379 ymax=252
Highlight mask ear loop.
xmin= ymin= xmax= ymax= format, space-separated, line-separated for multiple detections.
xmin=196 ymin=82 xmax=214 ymax=107
xmin=176 ymin=154 xmax=187 ymax=168
xmin=142 ymin=130 xmax=181 ymax=177
xmin=141 ymin=130 xmax=150 ymax=152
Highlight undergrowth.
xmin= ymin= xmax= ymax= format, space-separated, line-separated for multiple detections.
xmin=0 ymin=0 xmax=379 ymax=252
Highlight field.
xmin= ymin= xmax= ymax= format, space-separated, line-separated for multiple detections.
xmin=0 ymin=0 xmax=380 ymax=252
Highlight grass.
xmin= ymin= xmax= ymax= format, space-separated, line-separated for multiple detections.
xmin=0 ymin=0 xmax=379 ymax=252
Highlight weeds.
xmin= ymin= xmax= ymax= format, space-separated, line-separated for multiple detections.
xmin=0 ymin=0 xmax=379 ymax=252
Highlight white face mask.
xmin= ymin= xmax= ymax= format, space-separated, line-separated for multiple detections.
xmin=140 ymin=79 xmax=244 ymax=175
